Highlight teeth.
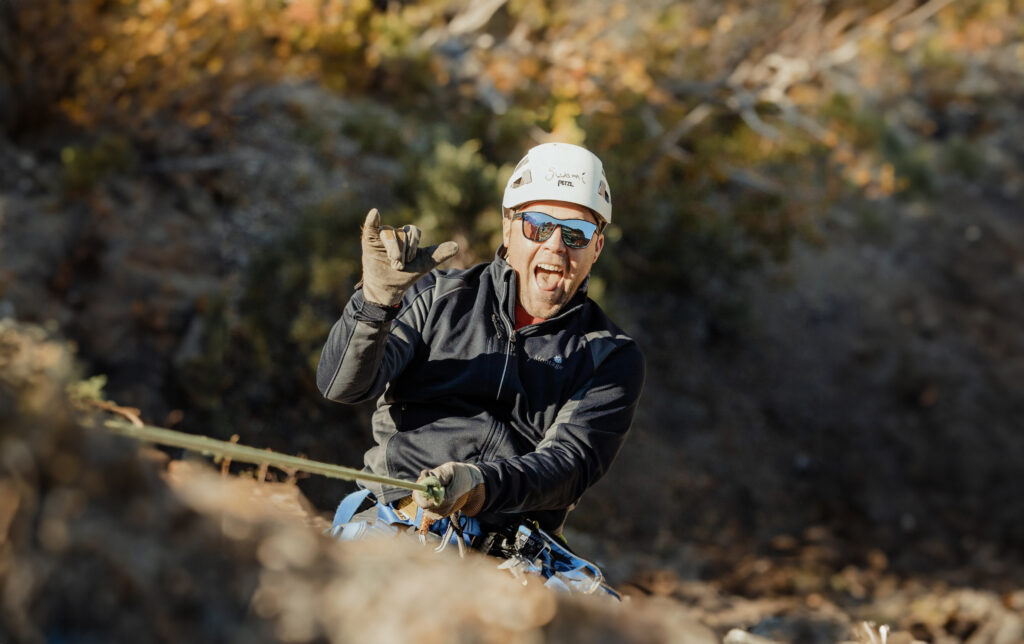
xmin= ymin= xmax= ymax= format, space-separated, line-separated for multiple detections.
xmin=537 ymin=263 xmax=563 ymax=273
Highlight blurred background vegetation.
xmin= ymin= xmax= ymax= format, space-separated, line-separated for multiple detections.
xmin=2 ymin=0 xmax=1023 ymax=590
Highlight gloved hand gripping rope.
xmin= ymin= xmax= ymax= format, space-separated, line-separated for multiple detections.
xmin=412 ymin=462 xmax=486 ymax=556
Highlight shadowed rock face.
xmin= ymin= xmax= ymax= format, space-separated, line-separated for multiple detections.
xmin=593 ymin=182 xmax=1024 ymax=566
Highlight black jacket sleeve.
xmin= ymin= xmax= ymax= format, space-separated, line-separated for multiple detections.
xmin=316 ymin=283 xmax=435 ymax=404
xmin=475 ymin=339 xmax=645 ymax=515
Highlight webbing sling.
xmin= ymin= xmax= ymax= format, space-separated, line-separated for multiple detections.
xmin=330 ymin=488 xmax=482 ymax=546
xmin=331 ymin=488 xmax=372 ymax=526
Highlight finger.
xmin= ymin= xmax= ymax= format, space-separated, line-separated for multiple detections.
xmin=401 ymin=225 xmax=421 ymax=264
xmin=379 ymin=226 xmax=405 ymax=270
xmin=362 ymin=208 xmax=381 ymax=242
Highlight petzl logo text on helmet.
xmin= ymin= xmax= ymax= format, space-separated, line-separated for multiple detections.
xmin=546 ymin=167 xmax=587 ymax=187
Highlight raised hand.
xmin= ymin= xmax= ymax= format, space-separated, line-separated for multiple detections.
xmin=360 ymin=208 xmax=459 ymax=306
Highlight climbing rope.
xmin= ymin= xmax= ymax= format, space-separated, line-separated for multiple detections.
xmin=102 ymin=417 xmax=445 ymax=505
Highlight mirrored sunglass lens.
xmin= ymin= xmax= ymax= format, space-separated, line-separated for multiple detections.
xmin=521 ymin=212 xmax=595 ymax=248
xmin=523 ymin=215 xmax=556 ymax=242
xmin=561 ymin=226 xmax=589 ymax=248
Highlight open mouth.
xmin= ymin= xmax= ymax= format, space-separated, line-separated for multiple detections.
xmin=534 ymin=262 xmax=565 ymax=291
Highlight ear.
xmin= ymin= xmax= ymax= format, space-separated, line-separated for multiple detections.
xmin=591 ymin=232 xmax=605 ymax=263
xmin=502 ymin=215 xmax=512 ymax=248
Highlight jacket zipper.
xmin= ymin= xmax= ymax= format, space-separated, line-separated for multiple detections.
xmin=495 ymin=318 xmax=515 ymax=400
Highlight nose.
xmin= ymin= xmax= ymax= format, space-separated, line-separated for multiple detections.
xmin=540 ymin=225 xmax=567 ymax=253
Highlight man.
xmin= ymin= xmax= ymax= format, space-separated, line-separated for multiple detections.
xmin=317 ymin=142 xmax=644 ymax=544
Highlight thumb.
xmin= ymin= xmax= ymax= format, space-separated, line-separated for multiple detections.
xmin=429 ymin=241 xmax=460 ymax=266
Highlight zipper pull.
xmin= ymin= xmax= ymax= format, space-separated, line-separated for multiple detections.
xmin=492 ymin=313 xmax=503 ymax=340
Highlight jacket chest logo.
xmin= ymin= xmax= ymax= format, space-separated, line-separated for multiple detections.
xmin=530 ymin=353 xmax=565 ymax=370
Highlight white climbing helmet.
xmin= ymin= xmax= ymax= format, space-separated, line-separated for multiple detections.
xmin=502 ymin=142 xmax=612 ymax=224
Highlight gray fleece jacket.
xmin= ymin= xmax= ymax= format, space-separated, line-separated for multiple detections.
xmin=317 ymin=250 xmax=645 ymax=533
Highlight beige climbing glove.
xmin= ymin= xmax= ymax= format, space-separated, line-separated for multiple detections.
xmin=360 ymin=208 xmax=460 ymax=307
xmin=413 ymin=462 xmax=486 ymax=520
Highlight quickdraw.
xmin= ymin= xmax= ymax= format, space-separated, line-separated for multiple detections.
xmin=484 ymin=522 xmax=621 ymax=599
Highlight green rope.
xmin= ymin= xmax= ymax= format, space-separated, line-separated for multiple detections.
xmin=103 ymin=418 xmax=444 ymax=505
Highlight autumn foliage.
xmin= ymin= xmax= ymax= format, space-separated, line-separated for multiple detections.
xmin=6 ymin=1 xmax=1021 ymax=298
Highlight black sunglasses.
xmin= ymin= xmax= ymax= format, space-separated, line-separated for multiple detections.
xmin=512 ymin=211 xmax=599 ymax=249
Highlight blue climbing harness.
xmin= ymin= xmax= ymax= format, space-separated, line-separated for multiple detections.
xmin=328 ymin=488 xmax=620 ymax=599
xmin=328 ymin=488 xmax=482 ymax=548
